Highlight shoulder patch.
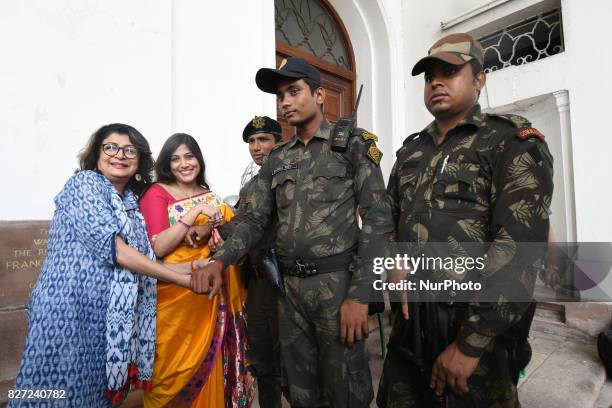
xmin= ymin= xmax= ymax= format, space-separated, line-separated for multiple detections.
xmin=515 ymin=127 xmax=545 ymax=141
xmin=361 ymin=131 xmax=378 ymax=142
xmin=367 ymin=144 xmax=382 ymax=166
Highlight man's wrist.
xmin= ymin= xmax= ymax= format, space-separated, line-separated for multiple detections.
xmin=455 ymin=328 xmax=492 ymax=358
xmin=210 ymin=258 xmax=224 ymax=271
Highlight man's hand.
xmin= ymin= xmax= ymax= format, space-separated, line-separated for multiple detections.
xmin=184 ymin=224 xmax=212 ymax=248
xmin=388 ymin=267 xmax=410 ymax=320
xmin=430 ymin=342 xmax=480 ymax=396
xmin=191 ymin=261 xmax=223 ymax=299
xmin=339 ymin=299 xmax=369 ymax=346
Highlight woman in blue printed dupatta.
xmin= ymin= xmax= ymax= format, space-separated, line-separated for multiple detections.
xmin=10 ymin=124 xmax=217 ymax=407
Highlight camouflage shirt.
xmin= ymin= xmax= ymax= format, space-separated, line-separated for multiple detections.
xmin=388 ymin=104 xmax=554 ymax=357
xmin=218 ymin=174 xmax=276 ymax=256
xmin=214 ymin=120 xmax=394 ymax=302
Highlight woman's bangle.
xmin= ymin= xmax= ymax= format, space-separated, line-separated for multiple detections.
xmin=190 ymin=259 xmax=197 ymax=273
xmin=178 ymin=218 xmax=191 ymax=228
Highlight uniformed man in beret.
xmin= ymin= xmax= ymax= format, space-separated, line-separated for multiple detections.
xmin=194 ymin=57 xmax=394 ymax=407
xmin=377 ymin=33 xmax=553 ymax=407
xmin=212 ymin=116 xmax=284 ymax=407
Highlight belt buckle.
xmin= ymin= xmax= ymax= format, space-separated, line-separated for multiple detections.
xmin=295 ymin=259 xmax=307 ymax=278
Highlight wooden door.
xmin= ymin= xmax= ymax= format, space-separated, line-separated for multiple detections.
xmin=274 ymin=0 xmax=356 ymax=141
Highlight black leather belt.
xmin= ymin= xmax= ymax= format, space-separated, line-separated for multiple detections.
xmin=278 ymin=250 xmax=353 ymax=278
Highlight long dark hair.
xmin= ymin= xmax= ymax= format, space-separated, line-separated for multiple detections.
xmin=78 ymin=123 xmax=154 ymax=197
xmin=155 ymin=133 xmax=209 ymax=188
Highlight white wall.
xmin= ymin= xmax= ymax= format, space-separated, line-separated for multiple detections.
xmin=0 ymin=0 xmax=171 ymax=219
xmin=399 ymin=0 xmax=612 ymax=241
xmin=171 ymin=0 xmax=276 ymax=199
xmin=329 ymin=0 xmax=406 ymax=177
xmin=0 ymin=0 xmax=275 ymax=220
xmin=3 ymin=0 xmax=612 ymax=242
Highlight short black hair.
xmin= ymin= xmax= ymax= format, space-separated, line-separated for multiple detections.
xmin=303 ymin=78 xmax=321 ymax=95
xmin=155 ymin=133 xmax=209 ymax=188
xmin=469 ymin=59 xmax=483 ymax=76
xmin=78 ymin=123 xmax=154 ymax=197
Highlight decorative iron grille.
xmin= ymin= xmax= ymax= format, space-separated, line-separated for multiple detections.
xmin=275 ymin=0 xmax=351 ymax=69
xmin=479 ymin=9 xmax=564 ymax=73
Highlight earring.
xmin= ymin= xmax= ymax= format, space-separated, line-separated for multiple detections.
xmin=135 ymin=173 xmax=142 ymax=181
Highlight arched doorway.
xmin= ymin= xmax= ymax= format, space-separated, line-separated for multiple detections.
xmin=275 ymin=0 xmax=356 ymax=140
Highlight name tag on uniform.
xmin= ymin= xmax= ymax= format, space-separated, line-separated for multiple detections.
xmin=272 ymin=163 xmax=298 ymax=176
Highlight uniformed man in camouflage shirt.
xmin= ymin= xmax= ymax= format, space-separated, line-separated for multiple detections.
xmin=377 ymin=34 xmax=554 ymax=407
xmin=193 ymin=57 xmax=394 ymax=407
xmin=213 ymin=116 xmax=284 ymax=408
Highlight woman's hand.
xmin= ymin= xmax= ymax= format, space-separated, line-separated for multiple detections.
xmin=174 ymin=273 xmax=192 ymax=289
xmin=195 ymin=202 xmax=222 ymax=225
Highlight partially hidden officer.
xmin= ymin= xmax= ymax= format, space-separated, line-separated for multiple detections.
xmin=193 ymin=57 xmax=394 ymax=407
xmin=213 ymin=115 xmax=285 ymax=408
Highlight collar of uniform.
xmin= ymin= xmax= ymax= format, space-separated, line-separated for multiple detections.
xmin=287 ymin=119 xmax=331 ymax=148
xmin=422 ymin=103 xmax=484 ymax=141
xmin=458 ymin=104 xmax=485 ymax=128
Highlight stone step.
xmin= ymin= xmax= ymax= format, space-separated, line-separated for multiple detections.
xmin=519 ymin=342 xmax=606 ymax=408
xmin=595 ymin=380 xmax=612 ymax=408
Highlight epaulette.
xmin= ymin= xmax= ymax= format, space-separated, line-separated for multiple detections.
xmin=487 ymin=113 xmax=545 ymax=142
xmin=487 ymin=113 xmax=532 ymax=128
xmin=271 ymin=138 xmax=291 ymax=151
xmin=402 ymin=132 xmax=421 ymax=146
xmin=349 ymin=127 xmax=378 ymax=142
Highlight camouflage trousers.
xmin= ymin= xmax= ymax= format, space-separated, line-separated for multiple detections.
xmin=279 ymin=269 xmax=374 ymax=408
xmin=376 ymin=333 xmax=520 ymax=408
xmin=246 ymin=276 xmax=283 ymax=408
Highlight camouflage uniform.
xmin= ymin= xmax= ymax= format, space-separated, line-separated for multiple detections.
xmin=219 ymin=175 xmax=282 ymax=408
xmin=377 ymin=104 xmax=554 ymax=407
xmin=214 ymin=120 xmax=394 ymax=407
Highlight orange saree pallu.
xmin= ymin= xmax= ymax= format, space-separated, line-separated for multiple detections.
xmin=140 ymin=189 xmax=254 ymax=408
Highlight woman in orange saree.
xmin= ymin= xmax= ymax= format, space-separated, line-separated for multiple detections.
xmin=139 ymin=133 xmax=254 ymax=407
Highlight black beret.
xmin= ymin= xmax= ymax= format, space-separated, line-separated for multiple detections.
xmin=242 ymin=116 xmax=282 ymax=142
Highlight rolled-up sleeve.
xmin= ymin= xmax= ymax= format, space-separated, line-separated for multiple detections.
xmin=54 ymin=171 xmax=122 ymax=266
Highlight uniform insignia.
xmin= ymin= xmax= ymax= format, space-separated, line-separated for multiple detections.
xmin=361 ymin=131 xmax=378 ymax=142
xmin=252 ymin=116 xmax=265 ymax=129
xmin=272 ymin=162 xmax=298 ymax=176
xmin=279 ymin=58 xmax=288 ymax=69
xmin=367 ymin=144 xmax=382 ymax=165
xmin=515 ymin=127 xmax=545 ymax=141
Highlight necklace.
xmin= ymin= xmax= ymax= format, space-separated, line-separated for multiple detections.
xmin=174 ymin=183 xmax=201 ymax=199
